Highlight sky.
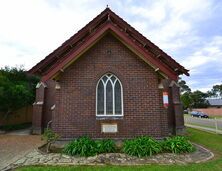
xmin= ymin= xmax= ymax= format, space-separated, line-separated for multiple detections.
xmin=0 ymin=0 xmax=221 ymax=92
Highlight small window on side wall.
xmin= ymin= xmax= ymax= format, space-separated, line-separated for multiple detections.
xmin=96 ymin=73 xmax=123 ymax=116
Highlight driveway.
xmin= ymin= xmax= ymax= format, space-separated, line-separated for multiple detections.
xmin=0 ymin=133 xmax=43 ymax=170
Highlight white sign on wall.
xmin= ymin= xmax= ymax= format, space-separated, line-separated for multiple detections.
xmin=101 ymin=124 xmax=118 ymax=133
xmin=163 ymin=91 xmax=169 ymax=108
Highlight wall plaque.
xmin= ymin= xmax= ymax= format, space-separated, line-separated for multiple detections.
xmin=101 ymin=124 xmax=118 ymax=133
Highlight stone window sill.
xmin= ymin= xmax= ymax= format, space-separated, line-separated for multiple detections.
xmin=96 ymin=116 xmax=124 ymax=120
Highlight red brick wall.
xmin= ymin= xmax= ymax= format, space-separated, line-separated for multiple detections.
xmin=32 ymin=105 xmax=43 ymax=134
xmin=51 ymin=33 xmax=168 ymax=139
xmin=162 ymin=79 xmax=175 ymax=134
xmin=42 ymin=80 xmax=55 ymax=128
xmin=32 ymin=84 xmax=45 ymax=134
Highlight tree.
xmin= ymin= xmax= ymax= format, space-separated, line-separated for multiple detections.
xmin=190 ymin=90 xmax=209 ymax=108
xmin=207 ymin=84 xmax=222 ymax=98
xmin=180 ymin=92 xmax=192 ymax=109
xmin=178 ymin=77 xmax=191 ymax=94
xmin=178 ymin=77 xmax=192 ymax=109
xmin=178 ymin=78 xmax=209 ymax=109
xmin=181 ymin=90 xmax=209 ymax=109
xmin=0 ymin=66 xmax=39 ymax=118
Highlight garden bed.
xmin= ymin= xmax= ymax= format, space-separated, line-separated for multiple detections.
xmin=5 ymin=128 xmax=220 ymax=171
xmin=32 ymin=135 xmax=213 ymax=166
xmin=8 ymin=143 xmax=213 ymax=170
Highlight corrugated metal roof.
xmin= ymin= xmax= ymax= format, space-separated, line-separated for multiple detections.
xmin=207 ymin=99 xmax=222 ymax=106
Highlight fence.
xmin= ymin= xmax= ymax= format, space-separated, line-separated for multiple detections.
xmin=184 ymin=116 xmax=222 ymax=134
xmin=0 ymin=106 xmax=32 ymax=126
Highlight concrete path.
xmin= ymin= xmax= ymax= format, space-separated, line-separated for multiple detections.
xmin=0 ymin=134 xmax=43 ymax=170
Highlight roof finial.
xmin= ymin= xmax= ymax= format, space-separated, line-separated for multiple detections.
xmin=106 ymin=4 xmax=109 ymax=8
xmin=107 ymin=14 xmax=111 ymax=21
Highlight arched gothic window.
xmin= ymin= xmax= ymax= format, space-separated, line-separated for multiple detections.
xmin=96 ymin=73 xmax=123 ymax=116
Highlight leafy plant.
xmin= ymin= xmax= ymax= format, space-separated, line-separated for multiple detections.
xmin=161 ymin=136 xmax=195 ymax=154
xmin=63 ymin=136 xmax=97 ymax=157
xmin=95 ymin=139 xmax=116 ymax=153
xmin=123 ymin=136 xmax=162 ymax=157
xmin=42 ymin=128 xmax=60 ymax=153
xmin=63 ymin=137 xmax=116 ymax=157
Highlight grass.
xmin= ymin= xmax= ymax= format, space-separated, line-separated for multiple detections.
xmin=186 ymin=123 xmax=222 ymax=131
xmin=184 ymin=115 xmax=222 ymax=131
xmin=16 ymin=128 xmax=222 ymax=171
xmin=209 ymin=116 xmax=222 ymax=119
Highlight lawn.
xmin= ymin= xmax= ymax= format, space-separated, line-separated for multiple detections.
xmin=186 ymin=123 xmax=222 ymax=131
xmin=17 ymin=128 xmax=222 ymax=171
xmin=184 ymin=115 xmax=222 ymax=132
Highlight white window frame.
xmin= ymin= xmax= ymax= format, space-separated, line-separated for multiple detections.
xmin=96 ymin=73 xmax=123 ymax=116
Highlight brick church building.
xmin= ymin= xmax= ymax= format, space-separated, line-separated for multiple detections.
xmin=29 ymin=8 xmax=189 ymax=139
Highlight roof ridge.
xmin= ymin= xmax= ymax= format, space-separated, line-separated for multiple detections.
xmin=29 ymin=7 xmax=189 ymax=78
xmin=29 ymin=8 xmax=110 ymax=74
xmin=107 ymin=9 xmax=188 ymax=73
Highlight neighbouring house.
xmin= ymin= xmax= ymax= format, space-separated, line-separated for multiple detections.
xmin=29 ymin=8 xmax=189 ymax=139
xmin=207 ymin=98 xmax=222 ymax=108
xmin=194 ymin=98 xmax=222 ymax=117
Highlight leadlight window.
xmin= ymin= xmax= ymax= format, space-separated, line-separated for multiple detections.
xmin=96 ymin=73 xmax=123 ymax=116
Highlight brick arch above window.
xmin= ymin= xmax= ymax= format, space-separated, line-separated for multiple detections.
xmin=94 ymin=69 xmax=128 ymax=90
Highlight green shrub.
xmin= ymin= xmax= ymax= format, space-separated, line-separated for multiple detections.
xmin=161 ymin=136 xmax=195 ymax=154
xmin=63 ymin=136 xmax=97 ymax=157
xmin=95 ymin=139 xmax=116 ymax=153
xmin=42 ymin=128 xmax=60 ymax=143
xmin=123 ymin=136 xmax=162 ymax=157
xmin=63 ymin=137 xmax=117 ymax=157
xmin=63 ymin=136 xmax=195 ymax=157
xmin=42 ymin=128 xmax=60 ymax=153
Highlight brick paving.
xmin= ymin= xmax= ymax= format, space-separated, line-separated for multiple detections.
xmin=0 ymin=134 xmax=43 ymax=170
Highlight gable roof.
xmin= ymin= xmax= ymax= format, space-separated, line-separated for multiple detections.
xmin=207 ymin=99 xmax=222 ymax=106
xmin=29 ymin=7 xmax=189 ymax=81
